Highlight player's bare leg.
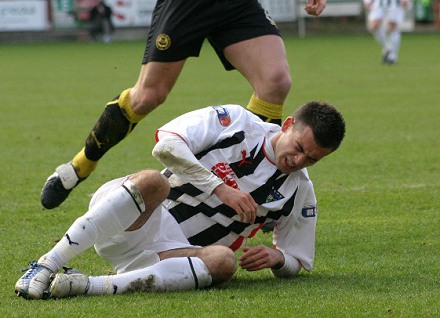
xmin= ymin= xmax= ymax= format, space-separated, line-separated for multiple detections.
xmin=224 ymin=34 xmax=291 ymax=125
xmin=40 ymin=61 xmax=185 ymax=209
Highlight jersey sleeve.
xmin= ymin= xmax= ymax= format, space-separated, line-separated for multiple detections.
xmin=153 ymin=133 xmax=224 ymax=194
xmin=153 ymin=105 xmax=256 ymax=194
xmin=272 ymin=173 xmax=318 ymax=275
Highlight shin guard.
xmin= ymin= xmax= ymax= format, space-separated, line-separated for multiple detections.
xmin=84 ymin=89 xmax=145 ymax=162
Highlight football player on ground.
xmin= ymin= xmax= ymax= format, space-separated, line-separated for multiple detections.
xmin=16 ymin=101 xmax=345 ymax=299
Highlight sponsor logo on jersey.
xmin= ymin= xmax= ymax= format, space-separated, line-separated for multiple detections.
xmin=212 ymin=162 xmax=239 ymax=189
xmin=301 ymin=207 xmax=317 ymax=218
xmin=265 ymin=187 xmax=284 ymax=203
xmin=156 ymin=34 xmax=171 ymax=50
xmin=213 ymin=106 xmax=231 ymax=127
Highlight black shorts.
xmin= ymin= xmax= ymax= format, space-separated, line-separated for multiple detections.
xmin=142 ymin=0 xmax=281 ymax=70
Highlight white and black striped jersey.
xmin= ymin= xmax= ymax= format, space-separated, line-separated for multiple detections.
xmin=364 ymin=0 xmax=406 ymax=9
xmin=155 ymin=105 xmax=318 ymax=270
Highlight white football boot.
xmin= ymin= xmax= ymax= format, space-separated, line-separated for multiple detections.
xmin=15 ymin=261 xmax=53 ymax=299
xmin=49 ymin=273 xmax=90 ymax=298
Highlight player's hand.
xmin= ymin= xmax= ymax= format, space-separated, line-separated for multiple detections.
xmin=213 ymin=184 xmax=257 ymax=224
xmin=304 ymin=0 xmax=327 ymax=16
xmin=239 ymin=245 xmax=285 ymax=271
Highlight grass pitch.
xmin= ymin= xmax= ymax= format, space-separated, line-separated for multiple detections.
xmin=0 ymin=33 xmax=439 ymax=317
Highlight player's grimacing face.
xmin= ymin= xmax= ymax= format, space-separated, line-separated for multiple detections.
xmin=273 ymin=117 xmax=333 ymax=174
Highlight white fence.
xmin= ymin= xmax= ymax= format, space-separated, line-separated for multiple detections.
xmin=0 ymin=0 xmax=50 ymax=31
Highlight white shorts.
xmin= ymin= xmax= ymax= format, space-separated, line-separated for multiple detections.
xmin=368 ymin=6 xmax=404 ymax=24
xmin=90 ymin=176 xmax=196 ymax=274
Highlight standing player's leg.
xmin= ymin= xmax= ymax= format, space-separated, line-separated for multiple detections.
xmin=366 ymin=7 xmax=389 ymax=63
xmin=225 ymin=35 xmax=291 ymax=126
xmin=40 ymin=60 xmax=185 ymax=209
xmin=384 ymin=7 xmax=405 ymax=64
xmin=372 ymin=21 xmax=387 ymax=54
xmin=39 ymin=0 xmax=201 ymax=210
xmin=385 ymin=20 xmax=401 ymax=64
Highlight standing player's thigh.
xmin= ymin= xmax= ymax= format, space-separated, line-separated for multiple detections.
xmin=207 ymin=0 xmax=280 ymax=70
xmin=385 ymin=7 xmax=405 ymax=24
xmin=223 ymin=35 xmax=289 ymax=83
xmin=368 ymin=7 xmax=385 ymax=22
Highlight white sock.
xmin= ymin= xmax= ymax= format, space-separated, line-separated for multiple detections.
xmin=38 ymin=183 xmax=144 ymax=272
xmin=373 ymin=27 xmax=386 ymax=48
xmin=388 ymin=29 xmax=401 ymax=61
xmin=87 ymin=257 xmax=212 ymax=295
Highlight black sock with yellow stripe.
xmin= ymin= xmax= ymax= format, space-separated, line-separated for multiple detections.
xmin=72 ymin=89 xmax=146 ymax=179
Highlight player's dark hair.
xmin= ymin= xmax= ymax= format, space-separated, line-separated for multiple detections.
xmin=293 ymin=101 xmax=346 ymax=151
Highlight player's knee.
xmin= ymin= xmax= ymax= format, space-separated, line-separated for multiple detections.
xmin=131 ymin=87 xmax=170 ymax=114
xmin=387 ymin=22 xmax=398 ymax=31
xmin=262 ymin=66 xmax=292 ymax=100
xmin=129 ymin=170 xmax=170 ymax=208
xmin=139 ymin=91 xmax=167 ymax=110
xmin=277 ymin=72 xmax=292 ymax=97
xmin=368 ymin=20 xmax=381 ymax=32
xmin=200 ymin=246 xmax=236 ymax=285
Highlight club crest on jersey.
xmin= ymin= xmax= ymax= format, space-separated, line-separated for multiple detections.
xmin=213 ymin=106 xmax=231 ymax=127
xmin=265 ymin=187 xmax=284 ymax=203
xmin=301 ymin=207 xmax=317 ymax=218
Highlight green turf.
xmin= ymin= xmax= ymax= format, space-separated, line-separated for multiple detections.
xmin=1 ymin=33 xmax=439 ymax=317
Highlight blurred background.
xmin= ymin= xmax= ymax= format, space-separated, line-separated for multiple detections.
xmin=0 ymin=0 xmax=438 ymax=43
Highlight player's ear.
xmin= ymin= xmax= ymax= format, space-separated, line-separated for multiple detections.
xmin=281 ymin=117 xmax=294 ymax=132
